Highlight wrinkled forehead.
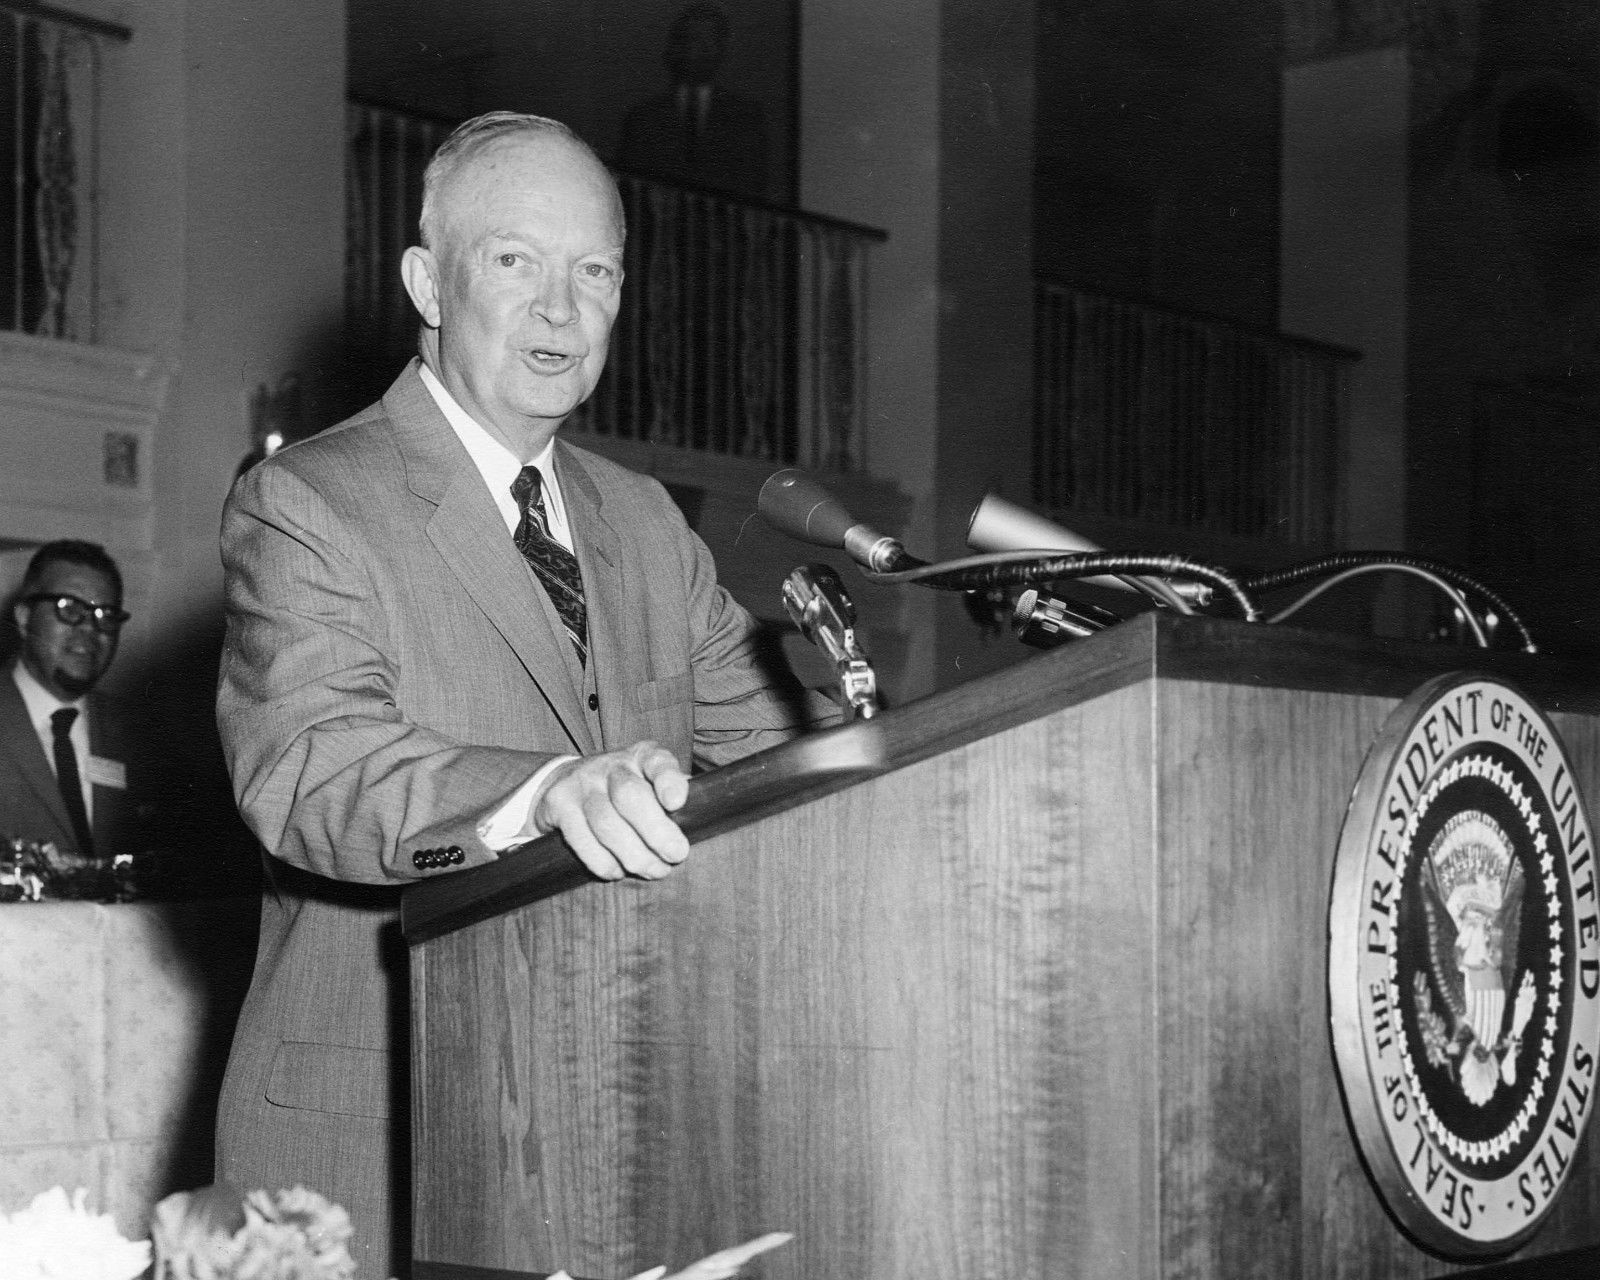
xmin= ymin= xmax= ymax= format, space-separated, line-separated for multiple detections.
xmin=435 ymin=133 xmax=624 ymax=250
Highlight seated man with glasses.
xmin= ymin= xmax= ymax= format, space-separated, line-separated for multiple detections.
xmin=1 ymin=540 xmax=134 ymax=858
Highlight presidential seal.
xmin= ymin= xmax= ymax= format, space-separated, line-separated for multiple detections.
xmin=1329 ymin=674 xmax=1600 ymax=1258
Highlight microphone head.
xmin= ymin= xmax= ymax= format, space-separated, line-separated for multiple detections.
xmin=758 ymin=468 xmax=859 ymax=549
xmin=966 ymin=493 xmax=1104 ymax=555
xmin=782 ymin=562 xmax=857 ymax=642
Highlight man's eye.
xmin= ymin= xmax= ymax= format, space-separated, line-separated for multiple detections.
xmin=496 ymin=252 xmax=521 ymax=268
xmin=582 ymin=262 xmax=616 ymax=280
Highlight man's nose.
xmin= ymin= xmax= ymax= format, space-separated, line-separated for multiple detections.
xmin=530 ymin=270 xmax=577 ymax=326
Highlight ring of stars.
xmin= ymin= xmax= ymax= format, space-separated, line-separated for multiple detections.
xmin=1387 ymin=752 xmax=1561 ymax=1169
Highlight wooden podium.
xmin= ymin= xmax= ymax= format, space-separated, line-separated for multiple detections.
xmin=402 ymin=615 xmax=1600 ymax=1279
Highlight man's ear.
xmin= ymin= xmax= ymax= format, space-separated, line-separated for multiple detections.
xmin=401 ymin=246 xmax=443 ymax=329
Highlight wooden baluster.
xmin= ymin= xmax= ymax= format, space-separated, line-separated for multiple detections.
xmin=823 ymin=229 xmax=859 ymax=471
xmin=33 ymin=23 xmax=80 ymax=340
xmin=388 ymin=112 xmax=409 ymax=361
xmin=620 ymin=176 xmax=644 ymax=440
xmin=793 ymin=221 xmax=818 ymax=470
xmin=6 ymin=12 xmax=19 ymax=332
xmin=342 ymin=105 xmax=363 ymax=329
xmin=644 ymin=184 xmax=683 ymax=447
xmin=736 ymin=204 xmax=777 ymax=461
xmin=774 ymin=217 xmax=797 ymax=464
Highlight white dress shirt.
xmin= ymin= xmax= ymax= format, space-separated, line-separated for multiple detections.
xmin=11 ymin=660 xmax=93 ymax=823
xmin=419 ymin=363 xmax=574 ymax=550
xmin=418 ymin=363 xmax=578 ymax=849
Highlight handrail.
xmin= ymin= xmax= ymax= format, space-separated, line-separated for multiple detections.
xmin=1035 ymin=274 xmax=1362 ymax=363
xmin=0 ymin=0 xmax=129 ymax=42
xmin=609 ymin=165 xmax=889 ymax=243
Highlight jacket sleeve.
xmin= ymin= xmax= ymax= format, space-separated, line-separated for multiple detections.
xmin=216 ymin=461 xmax=557 ymax=885
xmin=657 ymin=484 xmax=842 ymax=769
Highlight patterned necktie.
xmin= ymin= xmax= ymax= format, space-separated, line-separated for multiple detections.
xmin=51 ymin=707 xmax=95 ymax=857
xmin=511 ymin=464 xmax=588 ymax=667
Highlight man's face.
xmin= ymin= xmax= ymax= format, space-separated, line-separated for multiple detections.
xmin=13 ymin=561 xmax=121 ymax=701
xmin=409 ymin=134 xmax=625 ymax=456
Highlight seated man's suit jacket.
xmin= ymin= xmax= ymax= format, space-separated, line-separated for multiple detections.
xmin=215 ymin=360 xmax=826 ymax=1276
xmin=0 ymin=672 xmax=135 ymax=857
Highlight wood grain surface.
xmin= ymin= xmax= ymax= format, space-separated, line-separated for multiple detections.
xmin=408 ymin=618 xmax=1600 ymax=1279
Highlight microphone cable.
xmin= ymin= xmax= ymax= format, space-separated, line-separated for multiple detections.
xmin=756 ymin=469 xmax=1532 ymax=649
xmin=861 ymin=549 xmax=1259 ymax=622
xmin=1240 ymin=553 xmax=1535 ymax=653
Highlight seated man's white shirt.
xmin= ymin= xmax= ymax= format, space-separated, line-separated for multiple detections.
xmin=419 ymin=362 xmax=578 ymax=850
xmin=12 ymin=660 xmax=93 ymax=823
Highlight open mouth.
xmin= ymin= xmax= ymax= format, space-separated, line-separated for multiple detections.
xmin=526 ymin=348 xmax=579 ymax=371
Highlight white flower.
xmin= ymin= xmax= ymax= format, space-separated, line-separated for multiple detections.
xmin=0 ymin=1186 xmax=152 ymax=1280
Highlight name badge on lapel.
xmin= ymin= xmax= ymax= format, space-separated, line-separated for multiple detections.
xmin=86 ymin=755 xmax=127 ymax=790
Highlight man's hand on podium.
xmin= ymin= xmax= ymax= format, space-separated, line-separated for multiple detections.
xmin=533 ymin=741 xmax=692 ymax=881
xmin=548 ymin=1230 xmax=793 ymax=1280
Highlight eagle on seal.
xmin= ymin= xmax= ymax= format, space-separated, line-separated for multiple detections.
xmin=1419 ymin=810 xmax=1537 ymax=1106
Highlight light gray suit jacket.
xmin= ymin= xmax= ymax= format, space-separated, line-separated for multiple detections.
xmin=214 ymin=362 xmax=825 ymax=1275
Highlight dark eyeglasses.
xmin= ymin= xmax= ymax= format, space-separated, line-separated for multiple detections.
xmin=23 ymin=593 xmax=130 ymax=635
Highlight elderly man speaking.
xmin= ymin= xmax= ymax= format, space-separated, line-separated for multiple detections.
xmin=215 ymin=112 xmax=829 ymax=1277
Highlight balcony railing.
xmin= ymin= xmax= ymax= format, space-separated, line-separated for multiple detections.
xmin=1 ymin=1 xmax=127 ymax=342
xmin=345 ymin=100 xmax=887 ymax=471
xmin=345 ymin=102 xmax=455 ymax=376
xmin=1034 ymin=280 xmax=1358 ymax=547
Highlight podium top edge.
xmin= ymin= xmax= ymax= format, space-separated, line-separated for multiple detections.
xmin=401 ymin=615 xmax=1596 ymax=945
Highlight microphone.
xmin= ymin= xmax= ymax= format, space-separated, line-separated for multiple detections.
xmin=966 ymin=493 xmax=1207 ymax=607
xmin=966 ymin=493 xmax=1135 ymax=594
xmin=781 ymin=564 xmax=879 ymax=720
xmin=782 ymin=563 xmax=858 ymax=651
xmin=759 ymin=469 xmax=911 ymax=573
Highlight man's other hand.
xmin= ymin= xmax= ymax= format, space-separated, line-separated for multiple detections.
xmin=532 ymin=741 xmax=691 ymax=881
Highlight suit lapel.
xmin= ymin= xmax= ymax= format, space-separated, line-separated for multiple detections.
xmin=555 ymin=444 xmax=625 ymax=749
xmin=386 ymin=363 xmax=595 ymax=754
xmin=0 ymin=672 xmax=72 ymax=841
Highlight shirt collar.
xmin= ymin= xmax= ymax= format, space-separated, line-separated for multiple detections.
xmin=418 ymin=362 xmax=563 ymax=536
xmin=12 ymin=660 xmax=84 ymax=729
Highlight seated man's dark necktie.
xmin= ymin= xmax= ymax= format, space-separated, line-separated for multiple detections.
xmin=511 ymin=464 xmax=588 ymax=667
xmin=51 ymin=707 xmax=95 ymax=857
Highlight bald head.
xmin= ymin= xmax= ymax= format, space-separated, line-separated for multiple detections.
xmin=419 ymin=112 xmax=624 ymax=253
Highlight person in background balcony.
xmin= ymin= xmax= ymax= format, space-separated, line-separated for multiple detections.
xmin=616 ymin=1 xmax=772 ymax=201
xmin=0 ymin=540 xmax=135 ymax=859
xmin=214 ymin=111 xmax=832 ymax=1278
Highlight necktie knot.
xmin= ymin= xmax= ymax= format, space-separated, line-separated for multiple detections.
xmin=52 ymin=707 xmax=77 ymax=737
xmin=511 ymin=464 xmax=542 ymax=515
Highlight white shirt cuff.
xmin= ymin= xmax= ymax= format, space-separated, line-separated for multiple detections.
xmin=476 ymin=755 xmax=579 ymax=851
